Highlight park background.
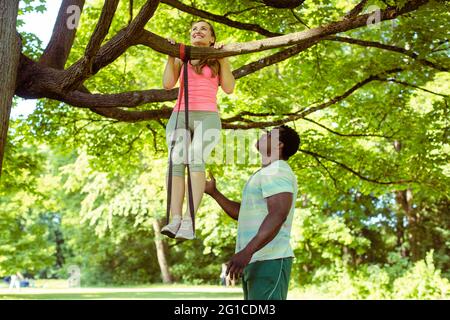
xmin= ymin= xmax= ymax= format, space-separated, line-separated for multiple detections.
xmin=0 ymin=0 xmax=449 ymax=299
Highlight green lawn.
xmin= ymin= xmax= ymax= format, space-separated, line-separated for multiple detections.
xmin=0 ymin=281 xmax=243 ymax=300
xmin=0 ymin=290 xmax=243 ymax=300
xmin=0 ymin=280 xmax=324 ymax=300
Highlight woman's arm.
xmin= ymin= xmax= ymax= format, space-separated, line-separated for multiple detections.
xmin=163 ymin=56 xmax=182 ymax=89
xmin=218 ymin=57 xmax=235 ymax=94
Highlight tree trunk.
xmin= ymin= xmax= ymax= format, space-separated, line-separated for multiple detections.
xmin=152 ymin=218 xmax=173 ymax=283
xmin=395 ymin=189 xmax=421 ymax=261
xmin=395 ymin=209 xmax=407 ymax=257
xmin=393 ymin=141 xmax=420 ymax=260
xmin=0 ymin=0 xmax=21 ymax=176
xmin=395 ymin=190 xmax=408 ymax=256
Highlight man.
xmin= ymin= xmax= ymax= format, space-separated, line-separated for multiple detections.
xmin=205 ymin=125 xmax=300 ymax=300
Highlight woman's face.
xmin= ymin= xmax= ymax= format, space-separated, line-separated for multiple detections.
xmin=190 ymin=21 xmax=215 ymax=47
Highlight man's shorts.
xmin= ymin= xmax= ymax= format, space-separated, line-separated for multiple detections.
xmin=242 ymin=257 xmax=293 ymax=300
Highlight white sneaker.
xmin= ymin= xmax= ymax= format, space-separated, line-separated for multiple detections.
xmin=175 ymin=218 xmax=195 ymax=240
xmin=161 ymin=218 xmax=181 ymax=239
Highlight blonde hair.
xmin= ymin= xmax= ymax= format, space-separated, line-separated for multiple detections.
xmin=191 ymin=20 xmax=220 ymax=78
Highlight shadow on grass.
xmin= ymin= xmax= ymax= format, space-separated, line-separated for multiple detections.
xmin=0 ymin=291 xmax=243 ymax=300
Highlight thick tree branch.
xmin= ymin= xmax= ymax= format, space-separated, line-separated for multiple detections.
xmin=88 ymin=106 xmax=172 ymax=122
xmin=135 ymin=1 xmax=430 ymax=60
xmin=68 ymin=41 xmax=317 ymax=111
xmin=62 ymin=0 xmax=120 ymax=90
xmin=83 ymin=67 xmax=402 ymax=127
xmin=60 ymin=0 xmax=160 ymax=89
xmin=39 ymin=0 xmax=86 ymax=69
xmin=58 ymin=88 xmax=176 ymax=108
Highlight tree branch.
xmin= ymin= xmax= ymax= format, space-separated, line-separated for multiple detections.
xmin=43 ymin=0 xmax=159 ymax=94
xmin=232 ymin=40 xmax=318 ymax=79
xmin=220 ymin=68 xmax=403 ymax=129
xmin=134 ymin=1 xmax=430 ymax=60
xmin=62 ymin=0 xmax=120 ymax=91
xmin=128 ymin=0 xmax=134 ymax=25
xmin=345 ymin=0 xmax=369 ymax=19
xmin=301 ymin=117 xmax=396 ymax=139
xmin=39 ymin=0 xmax=86 ymax=69
xmin=48 ymin=41 xmax=318 ymax=110
xmin=383 ymin=78 xmax=449 ymax=97
xmin=290 ymin=8 xmax=310 ymax=29
xmin=224 ymin=6 xmax=265 ymax=18
xmin=327 ymin=36 xmax=449 ymax=72
xmin=82 ymin=67 xmax=402 ymax=127
xmin=126 ymin=0 xmax=160 ymax=34
xmin=312 ymin=155 xmax=340 ymax=189
xmin=299 ymin=148 xmax=415 ymax=185
xmin=161 ymin=0 xmax=281 ymax=37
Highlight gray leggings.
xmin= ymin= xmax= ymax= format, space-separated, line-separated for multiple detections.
xmin=166 ymin=111 xmax=221 ymax=177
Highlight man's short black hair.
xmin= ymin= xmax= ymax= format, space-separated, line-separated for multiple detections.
xmin=275 ymin=125 xmax=300 ymax=160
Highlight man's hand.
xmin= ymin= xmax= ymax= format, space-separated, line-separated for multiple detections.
xmin=204 ymin=171 xmax=217 ymax=196
xmin=226 ymin=248 xmax=253 ymax=281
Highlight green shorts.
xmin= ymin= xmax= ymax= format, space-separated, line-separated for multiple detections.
xmin=242 ymin=257 xmax=293 ymax=300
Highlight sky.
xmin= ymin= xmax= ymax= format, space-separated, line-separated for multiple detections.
xmin=12 ymin=1 xmax=62 ymax=119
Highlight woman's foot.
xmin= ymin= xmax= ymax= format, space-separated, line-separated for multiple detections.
xmin=175 ymin=218 xmax=195 ymax=240
xmin=161 ymin=217 xmax=181 ymax=238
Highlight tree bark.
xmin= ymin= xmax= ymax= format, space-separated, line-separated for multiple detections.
xmin=38 ymin=0 xmax=86 ymax=69
xmin=0 ymin=0 xmax=21 ymax=176
xmin=152 ymin=218 xmax=173 ymax=283
xmin=393 ymin=140 xmax=421 ymax=260
xmin=395 ymin=189 xmax=421 ymax=260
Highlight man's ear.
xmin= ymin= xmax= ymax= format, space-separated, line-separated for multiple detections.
xmin=279 ymin=142 xmax=284 ymax=150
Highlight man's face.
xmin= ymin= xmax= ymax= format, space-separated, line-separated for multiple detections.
xmin=256 ymin=128 xmax=280 ymax=157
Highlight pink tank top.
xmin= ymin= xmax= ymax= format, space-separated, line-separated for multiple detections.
xmin=174 ymin=62 xmax=219 ymax=112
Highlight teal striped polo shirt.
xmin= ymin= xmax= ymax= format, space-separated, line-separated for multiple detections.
xmin=236 ymin=160 xmax=298 ymax=264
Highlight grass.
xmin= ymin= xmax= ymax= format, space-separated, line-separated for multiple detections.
xmin=0 ymin=280 xmax=328 ymax=300
xmin=0 ymin=280 xmax=244 ymax=300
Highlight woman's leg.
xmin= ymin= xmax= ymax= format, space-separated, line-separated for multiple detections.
xmin=183 ymin=171 xmax=206 ymax=220
xmin=162 ymin=111 xmax=187 ymax=237
xmin=185 ymin=112 xmax=221 ymax=219
xmin=177 ymin=112 xmax=221 ymax=239
xmin=168 ymin=175 xmax=184 ymax=220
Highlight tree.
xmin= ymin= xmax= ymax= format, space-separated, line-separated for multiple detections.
xmin=1 ymin=0 xmax=448 ymax=285
xmin=1 ymin=0 xmax=447 ymax=176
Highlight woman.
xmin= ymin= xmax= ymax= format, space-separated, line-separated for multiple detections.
xmin=161 ymin=20 xmax=235 ymax=240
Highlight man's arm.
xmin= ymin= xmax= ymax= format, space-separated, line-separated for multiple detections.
xmin=205 ymin=173 xmax=240 ymax=220
xmin=226 ymin=192 xmax=293 ymax=279
xmin=243 ymin=192 xmax=293 ymax=254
